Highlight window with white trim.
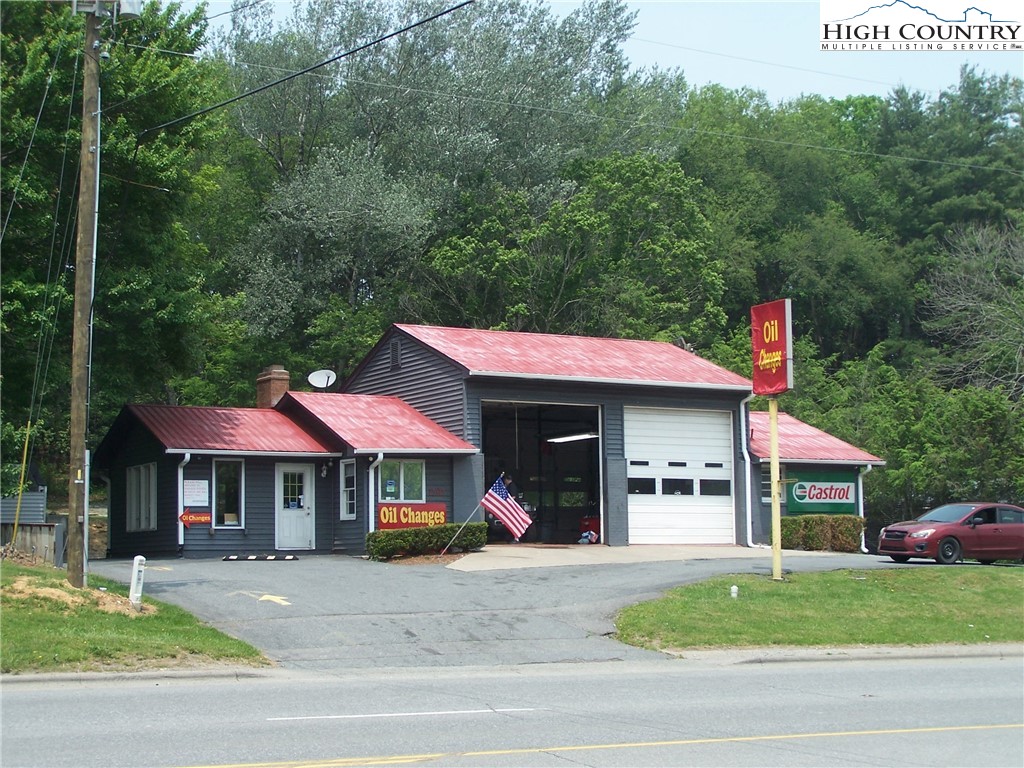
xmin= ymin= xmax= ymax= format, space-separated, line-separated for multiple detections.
xmin=379 ymin=459 xmax=424 ymax=502
xmin=214 ymin=460 xmax=244 ymax=527
xmin=761 ymin=464 xmax=786 ymax=504
xmin=126 ymin=463 xmax=157 ymax=532
xmin=340 ymin=460 xmax=356 ymax=520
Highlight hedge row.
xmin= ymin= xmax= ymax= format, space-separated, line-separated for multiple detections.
xmin=366 ymin=523 xmax=489 ymax=561
xmin=780 ymin=514 xmax=864 ymax=553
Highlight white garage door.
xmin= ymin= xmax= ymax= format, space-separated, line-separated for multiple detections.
xmin=624 ymin=407 xmax=735 ymax=544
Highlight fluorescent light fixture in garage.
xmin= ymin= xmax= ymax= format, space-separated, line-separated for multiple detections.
xmin=546 ymin=432 xmax=599 ymax=444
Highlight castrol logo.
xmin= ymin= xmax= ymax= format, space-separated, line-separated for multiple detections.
xmin=793 ymin=482 xmax=853 ymax=503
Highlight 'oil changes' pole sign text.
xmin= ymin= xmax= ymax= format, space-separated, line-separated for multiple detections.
xmin=751 ymin=299 xmax=793 ymax=395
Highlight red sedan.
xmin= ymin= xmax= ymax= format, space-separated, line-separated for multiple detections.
xmin=878 ymin=502 xmax=1024 ymax=564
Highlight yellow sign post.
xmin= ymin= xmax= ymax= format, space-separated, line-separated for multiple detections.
xmin=769 ymin=397 xmax=783 ymax=581
xmin=751 ymin=299 xmax=793 ymax=582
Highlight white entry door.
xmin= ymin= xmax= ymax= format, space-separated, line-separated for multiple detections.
xmin=276 ymin=463 xmax=315 ymax=550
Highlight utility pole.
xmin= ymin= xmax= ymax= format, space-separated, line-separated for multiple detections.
xmin=68 ymin=7 xmax=102 ymax=588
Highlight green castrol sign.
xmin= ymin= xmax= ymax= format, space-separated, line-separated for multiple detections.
xmin=787 ymin=471 xmax=857 ymax=514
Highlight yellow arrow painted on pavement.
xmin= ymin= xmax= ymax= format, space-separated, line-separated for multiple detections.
xmin=258 ymin=594 xmax=291 ymax=606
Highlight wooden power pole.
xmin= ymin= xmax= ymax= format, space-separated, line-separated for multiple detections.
xmin=68 ymin=9 xmax=101 ymax=588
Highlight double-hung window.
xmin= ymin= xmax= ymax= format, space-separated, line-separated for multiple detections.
xmin=126 ymin=463 xmax=157 ymax=532
xmin=340 ymin=461 xmax=356 ymax=520
xmin=761 ymin=464 xmax=785 ymax=505
xmin=214 ymin=460 xmax=244 ymax=527
xmin=379 ymin=459 xmax=425 ymax=502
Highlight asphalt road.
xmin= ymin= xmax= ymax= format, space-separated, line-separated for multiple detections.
xmin=80 ymin=548 xmax=918 ymax=671
xmin=3 ymin=656 xmax=1022 ymax=767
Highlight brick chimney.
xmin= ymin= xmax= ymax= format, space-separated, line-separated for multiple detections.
xmin=256 ymin=365 xmax=290 ymax=408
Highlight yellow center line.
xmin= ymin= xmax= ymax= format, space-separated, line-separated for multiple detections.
xmin=179 ymin=722 xmax=1024 ymax=768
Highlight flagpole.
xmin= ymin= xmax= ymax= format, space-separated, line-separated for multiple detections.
xmin=441 ymin=503 xmax=483 ymax=555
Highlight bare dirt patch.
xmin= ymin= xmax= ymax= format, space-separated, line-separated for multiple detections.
xmin=386 ymin=552 xmax=468 ymax=566
xmin=4 ymin=573 xmax=155 ymax=615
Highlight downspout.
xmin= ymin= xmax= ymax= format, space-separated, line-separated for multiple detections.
xmin=739 ymin=393 xmax=762 ymax=548
xmin=858 ymin=464 xmax=873 ymax=554
xmin=367 ymin=452 xmax=384 ymax=534
xmin=177 ymin=453 xmax=191 ymax=556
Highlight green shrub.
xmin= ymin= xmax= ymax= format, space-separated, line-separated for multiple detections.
xmin=780 ymin=515 xmax=800 ymax=549
xmin=366 ymin=523 xmax=488 ymax=561
xmin=780 ymin=514 xmax=864 ymax=552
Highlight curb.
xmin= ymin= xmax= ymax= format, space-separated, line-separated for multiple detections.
xmin=664 ymin=643 xmax=1024 ymax=666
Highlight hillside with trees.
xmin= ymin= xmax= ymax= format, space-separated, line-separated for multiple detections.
xmin=2 ymin=0 xmax=1021 ymax=528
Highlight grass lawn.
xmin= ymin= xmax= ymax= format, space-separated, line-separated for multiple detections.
xmin=615 ymin=567 xmax=1024 ymax=651
xmin=1 ymin=561 xmax=267 ymax=674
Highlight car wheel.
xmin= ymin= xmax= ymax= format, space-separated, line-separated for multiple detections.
xmin=889 ymin=555 xmax=910 ymax=563
xmin=936 ymin=537 xmax=961 ymax=565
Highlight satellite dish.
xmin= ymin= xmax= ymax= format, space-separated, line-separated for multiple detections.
xmin=307 ymin=369 xmax=337 ymax=389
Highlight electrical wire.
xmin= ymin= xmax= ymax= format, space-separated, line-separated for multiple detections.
xmin=1 ymin=35 xmax=67 ymax=244
xmin=136 ymin=0 xmax=476 ymax=139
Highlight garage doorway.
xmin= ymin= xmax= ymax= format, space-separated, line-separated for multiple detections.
xmin=482 ymin=402 xmax=602 ymax=544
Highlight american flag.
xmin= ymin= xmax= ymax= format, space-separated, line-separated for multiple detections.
xmin=481 ymin=475 xmax=532 ymax=539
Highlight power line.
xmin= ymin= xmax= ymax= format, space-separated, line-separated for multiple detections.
xmin=137 ymin=0 xmax=476 ymax=139
xmin=630 ymin=37 xmax=910 ymax=95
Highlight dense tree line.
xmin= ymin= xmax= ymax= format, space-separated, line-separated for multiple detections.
xmin=2 ymin=0 xmax=1022 ymax=525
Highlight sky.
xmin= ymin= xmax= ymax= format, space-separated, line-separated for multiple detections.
xmin=189 ymin=0 xmax=1022 ymax=103
xmin=599 ymin=0 xmax=1023 ymax=102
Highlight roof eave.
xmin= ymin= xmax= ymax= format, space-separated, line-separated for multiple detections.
xmin=753 ymin=456 xmax=886 ymax=467
xmin=468 ymin=370 xmax=751 ymax=391
xmin=352 ymin=448 xmax=479 ymax=456
xmin=162 ymin=448 xmax=339 ymax=458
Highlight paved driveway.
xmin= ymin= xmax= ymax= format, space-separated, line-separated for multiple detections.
xmin=87 ymin=546 xmax=896 ymax=673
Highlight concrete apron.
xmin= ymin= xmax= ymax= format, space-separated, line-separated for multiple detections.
xmin=451 ymin=543 xmax=841 ymax=572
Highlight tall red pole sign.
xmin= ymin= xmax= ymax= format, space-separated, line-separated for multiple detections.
xmin=752 ymin=298 xmax=793 ymax=583
xmin=751 ymin=299 xmax=793 ymax=395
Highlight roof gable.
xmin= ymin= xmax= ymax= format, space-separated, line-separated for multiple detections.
xmin=283 ymin=392 xmax=477 ymax=455
xmin=749 ymin=411 xmax=884 ymax=465
xmin=393 ymin=324 xmax=752 ymax=390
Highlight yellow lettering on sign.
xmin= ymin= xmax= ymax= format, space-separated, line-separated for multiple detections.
xmin=757 ymin=348 xmax=783 ymax=374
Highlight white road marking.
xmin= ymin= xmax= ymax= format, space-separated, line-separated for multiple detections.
xmin=267 ymin=708 xmax=541 ymax=722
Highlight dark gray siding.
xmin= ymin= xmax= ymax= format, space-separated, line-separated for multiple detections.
xmin=346 ymin=333 xmax=467 ymax=437
xmin=333 ymin=457 xmax=367 ymax=554
xmin=179 ymin=456 xmax=276 ymax=556
xmin=330 ymin=456 xmax=464 ymax=552
xmin=174 ymin=457 xmax=343 ymax=558
xmin=106 ymin=423 xmax=179 ymax=558
xmin=604 ymin=402 xmax=628 ymax=546
xmin=453 ymin=454 xmax=484 ymax=524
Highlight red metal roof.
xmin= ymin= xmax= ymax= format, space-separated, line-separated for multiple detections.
xmin=285 ymin=392 xmax=478 ymax=455
xmin=395 ymin=324 xmax=752 ymax=390
xmin=749 ymin=411 xmax=884 ymax=465
xmin=129 ymin=404 xmax=334 ymax=455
